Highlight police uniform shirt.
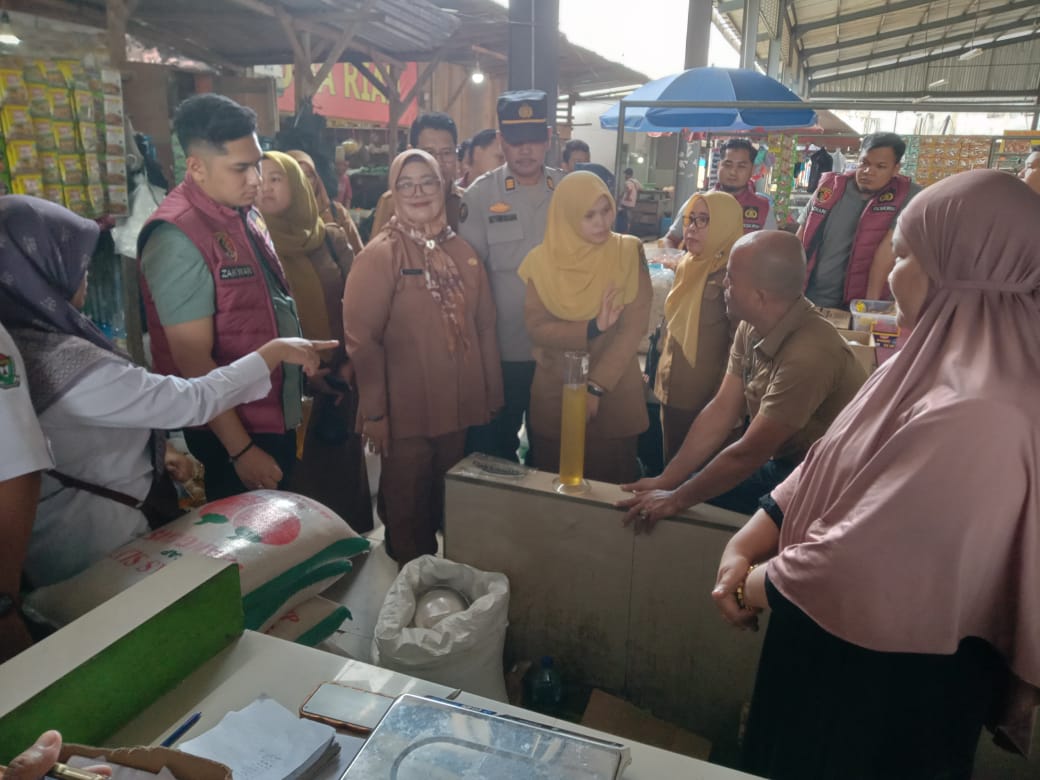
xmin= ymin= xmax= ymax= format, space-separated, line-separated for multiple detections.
xmin=459 ymin=164 xmax=564 ymax=362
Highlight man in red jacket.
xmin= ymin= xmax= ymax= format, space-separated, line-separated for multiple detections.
xmin=139 ymin=93 xmax=304 ymax=500
xmin=798 ymin=132 xmax=921 ymax=308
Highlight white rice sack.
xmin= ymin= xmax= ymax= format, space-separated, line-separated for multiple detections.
xmin=264 ymin=596 xmax=352 ymax=647
xmin=23 ymin=490 xmax=370 ymax=632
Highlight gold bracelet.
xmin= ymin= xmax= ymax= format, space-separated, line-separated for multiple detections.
xmin=734 ymin=563 xmax=758 ymax=611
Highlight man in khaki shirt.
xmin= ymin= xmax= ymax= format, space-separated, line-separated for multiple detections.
xmin=618 ymin=230 xmax=866 ymax=527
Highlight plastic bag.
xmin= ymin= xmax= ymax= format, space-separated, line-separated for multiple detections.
xmin=111 ymin=171 xmax=165 ymax=257
xmin=371 ymin=555 xmax=510 ymax=701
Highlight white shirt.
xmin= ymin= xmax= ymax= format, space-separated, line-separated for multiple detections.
xmin=27 ymin=352 xmax=272 ymax=587
xmin=0 ymin=323 xmax=52 ymax=481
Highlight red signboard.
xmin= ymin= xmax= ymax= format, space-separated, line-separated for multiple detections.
xmin=277 ymin=63 xmax=419 ymax=126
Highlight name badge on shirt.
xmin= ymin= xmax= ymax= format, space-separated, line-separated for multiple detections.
xmin=401 ymin=268 xmax=424 ymax=276
xmin=219 ymin=265 xmax=255 ymax=281
xmin=489 ymin=213 xmax=519 ymax=224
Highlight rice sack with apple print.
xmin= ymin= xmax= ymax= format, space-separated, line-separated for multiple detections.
xmin=23 ymin=491 xmax=370 ymax=631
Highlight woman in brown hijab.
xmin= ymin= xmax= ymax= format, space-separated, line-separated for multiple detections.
xmin=344 ymin=149 xmax=503 ymax=565
xmin=257 ymin=150 xmax=372 ymax=532
xmin=285 ymin=149 xmax=364 ymax=260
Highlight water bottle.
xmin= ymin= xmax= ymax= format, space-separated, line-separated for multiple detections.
xmin=524 ymin=656 xmax=563 ymax=715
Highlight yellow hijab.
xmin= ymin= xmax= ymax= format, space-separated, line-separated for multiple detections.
xmin=261 ymin=150 xmax=332 ymax=340
xmin=517 ymin=171 xmax=641 ymax=321
xmin=664 ymin=191 xmax=743 ymax=366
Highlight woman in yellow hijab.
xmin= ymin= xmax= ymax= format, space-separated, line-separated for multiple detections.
xmin=653 ymin=191 xmax=743 ymax=462
xmin=257 ymin=150 xmax=372 ymax=532
xmin=519 ymin=171 xmax=651 ymax=484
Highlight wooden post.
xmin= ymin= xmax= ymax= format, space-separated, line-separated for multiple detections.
xmin=106 ymin=0 xmax=130 ymax=67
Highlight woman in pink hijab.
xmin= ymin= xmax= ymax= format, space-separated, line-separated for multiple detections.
xmin=712 ymin=169 xmax=1040 ymax=779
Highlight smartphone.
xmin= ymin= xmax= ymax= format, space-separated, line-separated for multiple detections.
xmin=300 ymin=682 xmax=394 ymax=734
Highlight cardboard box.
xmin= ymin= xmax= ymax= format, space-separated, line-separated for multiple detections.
xmin=818 ymin=306 xmax=852 ymax=330
xmin=582 ymin=690 xmax=712 ymax=761
xmin=837 ymin=328 xmax=877 ymax=374
xmin=62 ymin=744 xmax=231 ymax=780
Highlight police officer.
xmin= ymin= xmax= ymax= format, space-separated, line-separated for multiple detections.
xmin=459 ymin=90 xmax=564 ymax=463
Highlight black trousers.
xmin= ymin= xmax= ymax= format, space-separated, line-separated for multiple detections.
xmin=706 ymin=458 xmax=797 ymax=515
xmin=465 ymin=360 xmax=535 ymax=463
xmin=744 ymin=578 xmax=998 ymax=780
xmin=183 ymin=428 xmax=297 ymax=501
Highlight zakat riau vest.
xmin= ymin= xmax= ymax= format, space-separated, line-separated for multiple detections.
xmin=801 ymin=171 xmax=912 ymax=305
xmin=717 ymin=181 xmax=771 ymax=233
xmin=138 ymin=176 xmax=291 ymax=434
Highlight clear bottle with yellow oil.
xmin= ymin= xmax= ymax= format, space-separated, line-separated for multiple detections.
xmin=554 ymin=350 xmax=590 ymax=495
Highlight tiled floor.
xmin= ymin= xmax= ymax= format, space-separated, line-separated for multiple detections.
xmin=318 ymin=451 xmax=444 ymax=663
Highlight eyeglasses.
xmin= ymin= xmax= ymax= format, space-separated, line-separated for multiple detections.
xmin=422 ymin=147 xmax=458 ymax=163
xmin=394 ymin=176 xmax=441 ymax=195
xmin=685 ymin=214 xmax=710 ymax=229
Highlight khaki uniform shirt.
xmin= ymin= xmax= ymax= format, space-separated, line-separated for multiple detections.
xmin=525 ymin=257 xmax=652 ymax=441
xmin=727 ymin=297 xmax=866 ymax=463
xmin=343 ymin=231 xmax=504 ymax=441
xmin=655 ymin=267 xmax=733 ymax=413
xmin=458 ymin=164 xmax=564 ymax=362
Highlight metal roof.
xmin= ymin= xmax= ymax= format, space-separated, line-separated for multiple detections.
xmin=718 ymin=0 xmax=1040 ymax=104
xmin=11 ymin=0 xmax=460 ymax=69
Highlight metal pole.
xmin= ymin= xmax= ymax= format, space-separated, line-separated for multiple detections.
xmin=613 ymin=102 xmax=627 ymax=200
xmin=615 ymin=99 xmax=1038 ymax=113
xmin=741 ymin=0 xmax=761 ymax=70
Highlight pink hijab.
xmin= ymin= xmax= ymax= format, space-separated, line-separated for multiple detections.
xmin=768 ymin=169 xmax=1040 ymax=749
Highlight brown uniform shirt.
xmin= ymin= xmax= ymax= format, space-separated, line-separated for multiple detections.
xmin=727 ymin=297 xmax=867 ymax=463
xmin=655 ymin=267 xmax=733 ymax=412
xmin=371 ymin=186 xmax=463 ymax=236
xmin=343 ymin=230 xmax=504 ymax=440
xmin=525 ymin=257 xmax=652 ymax=441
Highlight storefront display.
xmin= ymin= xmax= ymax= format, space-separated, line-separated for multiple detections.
xmin=899 ymin=135 xmax=989 ymax=186
xmin=0 ymin=57 xmax=127 ymax=218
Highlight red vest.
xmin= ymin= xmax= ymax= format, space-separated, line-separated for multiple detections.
xmin=801 ymin=171 xmax=913 ymax=305
xmin=138 ymin=176 xmax=292 ymax=434
xmin=716 ymin=181 xmax=771 ymax=233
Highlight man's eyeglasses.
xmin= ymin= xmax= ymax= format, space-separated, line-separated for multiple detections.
xmin=395 ymin=176 xmax=441 ymax=196
xmin=685 ymin=214 xmax=710 ymax=229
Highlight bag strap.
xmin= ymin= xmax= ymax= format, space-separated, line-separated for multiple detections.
xmin=48 ymin=469 xmax=144 ymax=510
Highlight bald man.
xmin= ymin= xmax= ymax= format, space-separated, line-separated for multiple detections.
xmin=618 ymin=231 xmax=867 ymax=527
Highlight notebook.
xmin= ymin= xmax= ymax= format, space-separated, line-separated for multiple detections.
xmin=179 ymin=696 xmax=339 ymax=780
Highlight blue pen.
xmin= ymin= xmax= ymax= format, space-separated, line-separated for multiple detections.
xmin=160 ymin=711 xmax=202 ymax=747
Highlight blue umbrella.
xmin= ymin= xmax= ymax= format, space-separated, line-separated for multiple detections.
xmin=600 ymin=67 xmax=816 ymax=132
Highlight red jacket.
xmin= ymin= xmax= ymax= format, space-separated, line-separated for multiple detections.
xmin=801 ymin=171 xmax=913 ymax=305
xmin=718 ymin=181 xmax=771 ymax=233
xmin=138 ymin=176 xmax=292 ymax=433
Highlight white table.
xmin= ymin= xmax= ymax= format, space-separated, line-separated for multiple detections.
xmin=110 ymin=631 xmax=759 ymax=779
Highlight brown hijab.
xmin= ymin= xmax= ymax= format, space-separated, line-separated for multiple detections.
xmin=261 ymin=151 xmax=334 ymax=341
xmin=768 ymin=170 xmax=1040 ymax=751
xmin=387 ymin=150 xmax=468 ymax=354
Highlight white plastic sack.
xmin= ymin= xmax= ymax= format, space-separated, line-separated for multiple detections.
xmin=24 ymin=491 xmax=369 ymax=632
xmin=372 ymin=556 xmax=510 ymax=701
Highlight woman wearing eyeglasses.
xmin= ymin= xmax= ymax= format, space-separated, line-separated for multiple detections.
xmin=654 ymin=192 xmax=744 ymax=462
xmin=343 ymin=150 xmax=503 ymax=565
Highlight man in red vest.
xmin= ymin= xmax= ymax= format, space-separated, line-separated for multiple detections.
xmin=665 ymin=138 xmax=776 ymax=248
xmin=139 ymin=94 xmax=304 ymax=500
xmin=798 ymin=132 xmax=922 ymax=308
